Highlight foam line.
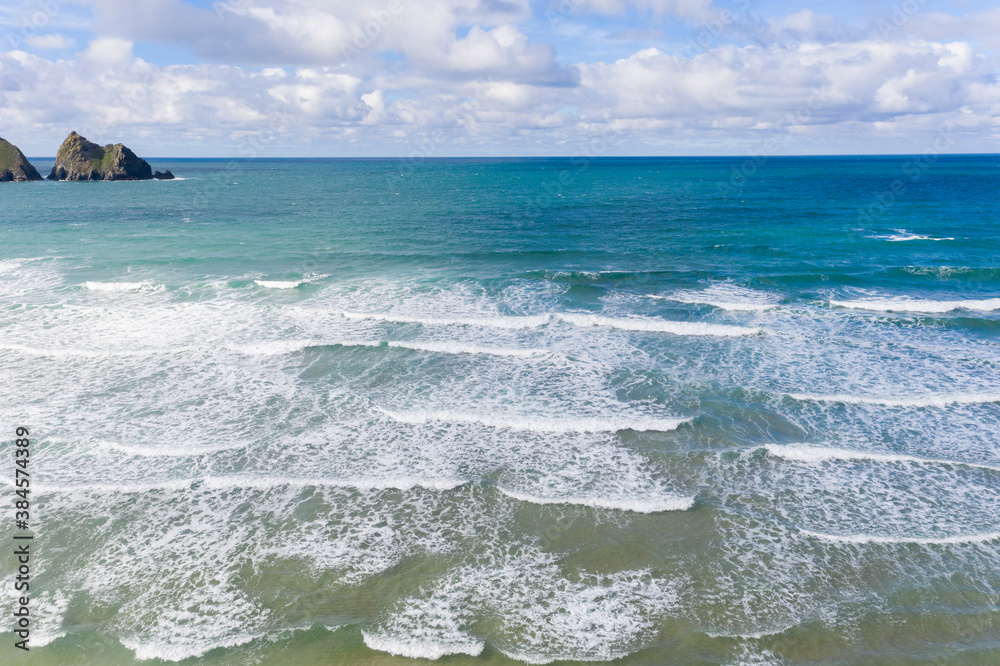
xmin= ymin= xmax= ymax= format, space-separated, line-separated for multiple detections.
xmin=338 ymin=311 xmax=761 ymax=336
xmin=386 ymin=340 xmax=552 ymax=358
xmin=800 ymin=529 xmax=1000 ymax=545
xmin=83 ymin=281 xmax=161 ymax=292
xmin=3 ymin=338 xmax=554 ymax=360
xmin=763 ymin=444 xmax=1000 ymax=474
xmin=122 ymin=633 xmax=259 ymax=662
xmin=226 ymin=339 xmax=551 ymax=359
xmin=362 ymin=633 xmax=485 ymax=660
xmin=786 ymin=392 xmax=1000 ymax=407
xmin=0 ymin=343 xmax=117 ymax=358
xmin=497 ymin=486 xmax=696 ymax=513
xmin=201 ymin=475 xmax=468 ymax=492
xmin=225 ymin=339 xmax=371 ymax=355
xmin=651 ymin=295 xmax=776 ymax=312
xmin=830 ymin=297 xmax=1000 ymax=313
xmin=35 ymin=478 xmax=200 ymax=494
xmin=376 ymin=407 xmax=690 ymax=433
xmin=879 ymin=231 xmax=955 ymax=242
xmin=651 ymin=284 xmax=779 ymax=312
xmin=703 ymin=622 xmax=799 ymax=639
xmin=557 ymin=313 xmax=761 ymax=336
xmin=254 ymin=280 xmax=303 ymax=288
xmin=33 ymin=475 xmax=467 ymax=495
xmin=497 ymin=646 xmax=635 ymax=665
xmin=99 ymin=440 xmax=248 ymax=457
xmin=339 ymin=310 xmax=551 ymax=329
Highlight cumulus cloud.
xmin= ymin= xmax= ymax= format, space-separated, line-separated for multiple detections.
xmin=82 ymin=0 xmax=535 ymax=66
xmin=579 ymin=39 xmax=993 ymax=126
xmin=413 ymin=24 xmax=578 ymax=85
xmin=0 ymin=2 xmax=998 ymax=155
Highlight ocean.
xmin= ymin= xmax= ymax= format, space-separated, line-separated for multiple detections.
xmin=1 ymin=156 xmax=998 ymax=664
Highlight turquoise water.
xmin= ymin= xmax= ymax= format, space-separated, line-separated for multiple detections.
xmin=1 ymin=156 xmax=999 ymax=664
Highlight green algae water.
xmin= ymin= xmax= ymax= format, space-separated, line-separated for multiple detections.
xmin=1 ymin=156 xmax=999 ymax=664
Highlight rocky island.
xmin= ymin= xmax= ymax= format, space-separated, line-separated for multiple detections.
xmin=48 ymin=131 xmax=154 ymax=181
xmin=0 ymin=137 xmax=42 ymax=181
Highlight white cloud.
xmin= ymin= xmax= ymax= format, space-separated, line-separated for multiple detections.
xmin=577 ymin=0 xmax=713 ymax=19
xmin=81 ymin=37 xmax=133 ymax=64
xmin=577 ymin=39 xmax=991 ymax=126
xmin=82 ymin=0 xmax=534 ymax=67
xmin=1 ymin=4 xmax=999 ymax=155
xmin=26 ymin=34 xmax=76 ymax=50
xmin=416 ymin=24 xmax=577 ymax=85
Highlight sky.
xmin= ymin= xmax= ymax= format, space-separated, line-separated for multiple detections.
xmin=1 ymin=0 xmax=999 ymax=157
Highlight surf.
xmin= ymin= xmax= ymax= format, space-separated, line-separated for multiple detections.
xmin=786 ymin=392 xmax=1000 ymax=407
xmin=375 ymin=407 xmax=690 ymax=433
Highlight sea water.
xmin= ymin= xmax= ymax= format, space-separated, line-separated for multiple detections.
xmin=1 ymin=156 xmax=998 ymax=664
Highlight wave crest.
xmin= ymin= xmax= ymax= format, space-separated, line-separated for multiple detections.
xmin=254 ymin=280 xmax=304 ymax=289
xmin=763 ymin=444 xmax=1000 ymax=474
xmin=830 ymin=297 xmax=1000 ymax=313
xmin=787 ymin=392 xmax=1000 ymax=408
xmin=497 ymin=486 xmax=695 ymax=513
xmin=800 ymin=529 xmax=1000 ymax=545
xmin=339 ymin=310 xmax=760 ymax=336
xmin=83 ymin=281 xmax=161 ymax=292
xmin=376 ymin=407 xmax=690 ymax=433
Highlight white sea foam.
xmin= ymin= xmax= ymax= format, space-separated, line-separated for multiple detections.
xmin=225 ymin=339 xmax=334 ymax=355
xmin=386 ymin=340 xmax=552 ymax=358
xmin=703 ymin=622 xmax=799 ymax=639
xmin=496 ymin=647 xmax=634 ymax=665
xmin=339 ymin=310 xmax=552 ymax=329
xmin=99 ymin=440 xmax=247 ymax=457
xmin=255 ymin=279 xmax=304 ymax=288
xmin=122 ymin=629 xmax=260 ymax=662
xmin=878 ymin=230 xmax=955 ymax=242
xmin=656 ymin=284 xmax=780 ymax=312
xmin=787 ymin=392 xmax=1000 ymax=407
xmin=800 ymin=529 xmax=1000 ymax=545
xmin=34 ymin=475 xmax=466 ymax=495
xmin=25 ymin=591 xmax=71 ymax=648
xmin=763 ymin=444 xmax=1000 ymax=474
xmin=0 ymin=343 xmax=112 ymax=358
xmin=83 ymin=281 xmax=161 ymax=292
xmin=366 ymin=550 xmax=678 ymax=665
xmin=35 ymin=478 xmax=200 ymax=494
xmin=362 ymin=631 xmax=485 ymax=660
xmin=830 ymin=297 xmax=1000 ymax=313
xmin=201 ymin=475 xmax=468 ymax=492
xmin=338 ymin=310 xmax=761 ymax=336
xmin=376 ymin=407 xmax=689 ymax=433
xmin=558 ymin=313 xmax=761 ymax=336
xmin=0 ymin=342 xmax=183 ymax=358
xmin=496 ymin=486 xmax=695 ymax=513
xmin=224 ymin=338 xmax=550 ymax=359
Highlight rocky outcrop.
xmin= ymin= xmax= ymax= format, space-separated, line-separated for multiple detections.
xmin=153 ymin=170 xmax=175 ymax=180
xmin=47 ymin=131 xmax=153 ymax=181
xmin=0 ymin=137 xmax=42 ymax=182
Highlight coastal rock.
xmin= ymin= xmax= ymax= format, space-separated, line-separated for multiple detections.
xmin=153 ymin=170 xmax=175 ymax=180
xmin=47 ymin=131 xmax=153 ymax=181
xmin=0 ymin=137 xmax=42 ymax=182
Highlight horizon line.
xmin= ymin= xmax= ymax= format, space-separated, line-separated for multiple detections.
xmin=23 ymin=153 xmax=1000 ymax=160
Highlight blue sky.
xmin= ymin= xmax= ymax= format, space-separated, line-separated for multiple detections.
xmin=1 ymin=0 xmax=999 ymax=156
